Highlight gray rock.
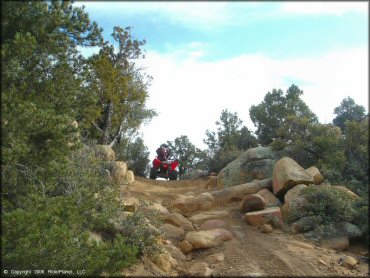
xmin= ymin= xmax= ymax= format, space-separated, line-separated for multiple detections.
xmin=291 ymin=215 xmax=323 ymax=233
xmin=218 ymin=146 xmax=284 ymax=188
xmin=337 ymin=222 xmax=362 ymax=239
xmin=303 ymin=222 xmax=361 ymax=242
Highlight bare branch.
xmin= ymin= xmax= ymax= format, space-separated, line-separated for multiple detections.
xmin=92 ymin=121 xmax=104 ymax=134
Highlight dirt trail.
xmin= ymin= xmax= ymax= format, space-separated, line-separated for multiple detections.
xmin=124 ymin=177 xmax=369 ymax=277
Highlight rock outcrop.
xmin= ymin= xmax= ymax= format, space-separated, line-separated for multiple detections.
xmin=161 ymin=212 xmax=194 ymax=231
xmin=108 ymin=161 xmax=128 ymax=183
xmin=272 ymin=157 xmax=314 ymax=197
xmin=211 ymin=178 xmax=272 ymax=205
xmin=170 ymin=192 xmax=214 ymax=214
xmin=217 ymin=146 xmax=283 ymax=188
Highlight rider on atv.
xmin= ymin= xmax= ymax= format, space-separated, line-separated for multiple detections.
xmin=156 ymin=144 xmax=171 ymax=162
xmin=150 ymin=144 xmax=179 ymax=180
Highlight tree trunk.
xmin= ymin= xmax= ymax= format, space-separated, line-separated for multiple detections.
xmin=109 ymin=120 xmax=125 ymax=148
xmin=99 ymin=101 xmax=113 ymax=145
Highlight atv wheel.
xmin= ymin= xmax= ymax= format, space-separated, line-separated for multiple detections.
xmin=149 ymin=168 xmax=158 ymax=179
xmin=169 ymin=170 xmax=178 ymax=180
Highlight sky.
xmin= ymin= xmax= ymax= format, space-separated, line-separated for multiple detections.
xmin=76 ymin=1 xmax=368 ymax=158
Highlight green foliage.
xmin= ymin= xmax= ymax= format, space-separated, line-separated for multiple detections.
xmin=2 ymin=0 xmax=102 ymax=191
xmin=205 ymin=109 xmax=257 ymax=152
xmin=1 ymin=1 xmax=159 ymax=274
xmin=204 ymin=109 xmax=257 ymax=172
xmin=288 ymin=186 xmax=356 ymax=224
xmin=352 ymin=197 xmax=369 ymax=243
xmin=2 ymin=195 xmax=138 ymax=275
xmin=333 ymin=96 xmax=367 ymax=132
xmin=85 ymin=26 xmax=156 ymax=146
xmin=113 ymin=136 xmax=151 ymax=177
xmin=117 ymin=210 xmax=162 ymax=256
xmin=207 ymin=146 xmax=242 ymax=173
xmin=342 ymin=118 xmax=369 ymax=190
xmin=2 ymin=146 xmax=162 ymax=274
xmin=249 ymin=84 xmax=318 ymax=145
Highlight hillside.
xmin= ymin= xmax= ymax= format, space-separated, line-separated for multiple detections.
xmin=119 ymin=177 xmax=368 ymax=277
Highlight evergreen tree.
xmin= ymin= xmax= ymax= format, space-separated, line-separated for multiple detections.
xmin=85 ymin=27 xmax=156 ymax=147
xmin=249 ymin=84 xmax=317 ymax=145
xmin=333 ymin=97 xmax=366 ymax=132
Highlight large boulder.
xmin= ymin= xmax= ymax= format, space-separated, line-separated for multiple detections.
xmin=161 ymin=212 xmax=194 ymax=231
xmin=170 ymin=192 xmax=214 ymax=214
xmin=177 ymin=240 xmax=193 ymax=254
xmin=94 ymin=145 xmax=116 ymax=161
xmin=239 ymin=194 xmax=266 ymax=213
xmin=306 ymin=166 xmax=324 ymax=185
xmin=218 ymin=146 xmax=282 ymax=188
xmin=189 ymin=210 xmax=229 ymax=225
xmin=108 ymin=161 xmax=128 ymax=183
xmin=163 ymin=243 xmax=187 ymax=261
xmin=125 ymin=170 xmax=135 ymax=185
xmin=159 ymin=224 xmax=185 ymax=241
xmin=283 ymin=184 xmax=308 ymax=215
xmin=211 ymin=178 xmax=272 ymax=205
xmin=244 ymin=207 xmax=283 ymax=228
xmin=200 ymin=219 xmax=226 ymax=230
xmin=185 ymin=229 xmax=233 ymax=249
xmin=256 ymin=188 xmax=281 ymax=207
xmin=272 ymin=157 xmax=314 ymax=197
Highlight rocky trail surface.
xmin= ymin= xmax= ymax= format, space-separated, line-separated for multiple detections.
xmin=121 ymin=177 xmax=369 ymax=277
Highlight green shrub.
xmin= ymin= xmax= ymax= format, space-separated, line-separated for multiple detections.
xmin=2 ymin=195 xmax=138 ymax=275
xmin=117 ymin=210 xmax=162 ymax=256
xmin=208 ymin=147 xmax=242 ymax=173
xmin=287 ymin=185 xmax=368 ymax=243
xmin=352 ymin=197 xmax=369 ymax=244
xmin=2 ymin=146 xmax=161 ymax=274
xmin=288 ymin=186 xmax=356 ymax=224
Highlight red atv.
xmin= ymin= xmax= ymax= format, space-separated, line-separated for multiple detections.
xmin=149 ymin=157 xmax=179 ymax=180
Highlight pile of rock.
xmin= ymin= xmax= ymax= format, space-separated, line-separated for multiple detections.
xmin=94 ymin=144 xmax=135 ymax=185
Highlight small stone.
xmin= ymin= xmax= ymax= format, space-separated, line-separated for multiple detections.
xmin=322 ymin=237 xmax=349 ymax=251
xmin=319 ymin=259 xmax=328 ymax=266
xmin=342 ymin=256 xmax=358 ymax=269
xmin=261 ymin=224 xmax=273 ymax=233
xmin=189 ymin=262 xmax=214 ymax=276
xmin=178 ymin=240 xmax=193 ymax=254
xmin=206 ymin=253 xmax=225 ymax=264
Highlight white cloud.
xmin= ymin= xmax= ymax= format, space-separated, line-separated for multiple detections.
xmin=280 ymin=2 xmax=368 ymax=16
xmin=76 ymin=1 xmax=367 ymax=32
xmin=138 ymin=46 xmax=368 ymax=156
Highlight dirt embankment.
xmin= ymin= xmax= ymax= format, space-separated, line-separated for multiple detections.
xmin=123 ymin=177 xmax=369 ymax=277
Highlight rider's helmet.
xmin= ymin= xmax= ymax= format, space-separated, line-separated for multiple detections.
xmin=160 ymin=144 xmax=168 ymax=149
xmin=160 ymin=144 xmax=169 ymax=158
